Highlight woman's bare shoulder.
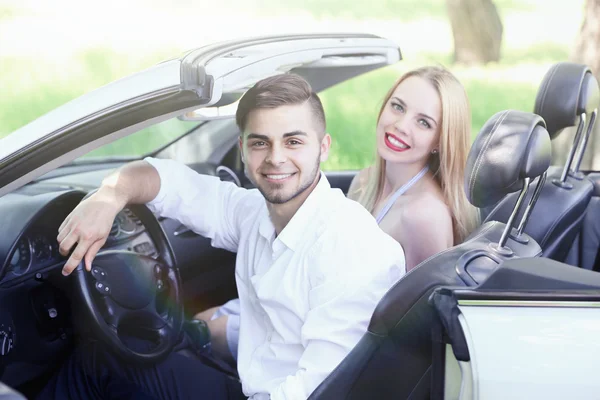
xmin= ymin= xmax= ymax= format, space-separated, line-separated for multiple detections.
xmin=401 ymin=192 xmax=452 ymax=226
xmin=386 ymin=192 xmax=452 ymax=242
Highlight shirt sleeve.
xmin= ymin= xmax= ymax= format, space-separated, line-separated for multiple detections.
xmin=143 ymin=157 xmax=261 ymax=252
xmin=270 ymin=231 xmax=405 ymax=400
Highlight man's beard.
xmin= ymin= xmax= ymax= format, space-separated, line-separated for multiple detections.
xmin=246 ymin=155 xmax=321 ymax=205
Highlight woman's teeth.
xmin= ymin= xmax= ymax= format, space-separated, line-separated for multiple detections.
xmin=387 ymin=134 xmax=409 ymax=149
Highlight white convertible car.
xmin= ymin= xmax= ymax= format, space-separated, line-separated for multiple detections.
xmin=0 ymin=33 xmax=599 ymax=399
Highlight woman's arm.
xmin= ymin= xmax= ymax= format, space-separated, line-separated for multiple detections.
xmin=391 ymin=196 xmax=454 ymax=271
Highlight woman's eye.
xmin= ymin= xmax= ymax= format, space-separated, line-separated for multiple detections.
xmin=419 ymin=119 xmax=431 ymax=129
xmin=391 ymin=102 xmax=404 ymax=112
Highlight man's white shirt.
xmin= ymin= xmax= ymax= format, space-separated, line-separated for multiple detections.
xmin=144 ymin=157 xmax=406 ymax=400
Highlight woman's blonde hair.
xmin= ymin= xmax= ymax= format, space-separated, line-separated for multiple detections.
xmin=356 ymin=66 xmax=480 ymax=243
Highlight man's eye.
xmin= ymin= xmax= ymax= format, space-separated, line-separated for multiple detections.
xmin=288 ymin=139 xmax=301 ymax=145
xmin=251 ymin=141 xmax=266 ymax=147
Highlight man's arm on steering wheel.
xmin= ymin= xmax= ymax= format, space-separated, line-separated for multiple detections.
xmin=58 ymin=157 xmax=255 ymax=276
xmin=57 ymin=160 xmax=161 ymax=275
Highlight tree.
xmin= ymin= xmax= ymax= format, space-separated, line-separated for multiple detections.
xmin=446 ymin=0 xmax=504 ymax=65
xmin=553 ymin=0 xmax=600 ymax=170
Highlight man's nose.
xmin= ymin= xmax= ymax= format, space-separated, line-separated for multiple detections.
xmin=266 ymin=145 xmax=287 ymax=165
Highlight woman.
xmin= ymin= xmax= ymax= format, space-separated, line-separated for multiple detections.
xmin=347 ymin=65 xmax=480 ymax=269
xmin=196 ymin=65 xmax=480 ymax=363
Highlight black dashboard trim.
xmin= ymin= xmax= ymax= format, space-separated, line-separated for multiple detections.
xmin=0 ymin=190 xmax=86 ymax=282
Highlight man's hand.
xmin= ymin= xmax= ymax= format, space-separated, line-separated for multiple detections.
xmin=57 ymin=187 xmax=127 ymax=276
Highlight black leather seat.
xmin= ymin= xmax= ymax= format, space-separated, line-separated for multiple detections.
xmin=568 ymin=172 xmax=600 ymax=270
xmin=308 ymin=110 xmax=551 ymax=400
xmin=481 ymin=62 xmax=599 ymax=263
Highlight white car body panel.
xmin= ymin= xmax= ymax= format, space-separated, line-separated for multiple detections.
xmin=455 ymin=302 xmax=600 ymax=399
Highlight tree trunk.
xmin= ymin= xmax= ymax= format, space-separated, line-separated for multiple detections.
xmin=446 ymin=0 xmax=503 ymax=65
xmin=555 ymin=0 xmax=600 ymax=170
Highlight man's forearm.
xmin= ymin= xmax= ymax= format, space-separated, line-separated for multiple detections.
xmin=100 ymin=160 xmax=161 ymax=208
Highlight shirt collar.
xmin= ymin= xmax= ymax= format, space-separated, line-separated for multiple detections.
xmin=258 ymin=172 xmax=331 ymax=252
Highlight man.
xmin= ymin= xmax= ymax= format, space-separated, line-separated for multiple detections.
xmin=47 ymin=74 xmax=405 ymax=399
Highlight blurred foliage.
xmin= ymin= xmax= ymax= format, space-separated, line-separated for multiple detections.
xmin=0 ymin=48 xmax=175 ymax=137
xmin=225 ymin=0 xmax=538 ymax=20
xmin=0 ymin=0 xmax=581 ymax=170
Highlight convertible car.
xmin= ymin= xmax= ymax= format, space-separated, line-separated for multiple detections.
xmin=1 ymin=33 xmax=600 ymax=400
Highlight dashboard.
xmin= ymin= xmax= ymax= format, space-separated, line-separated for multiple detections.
xmin=0 ymin=193 xmax=157 ymax=287
xmin=0 ymin=188 xmax=163 ymax=391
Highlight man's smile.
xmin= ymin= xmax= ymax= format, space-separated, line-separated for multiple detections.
xmin=262 ymin=172 xmax=297 ymax=183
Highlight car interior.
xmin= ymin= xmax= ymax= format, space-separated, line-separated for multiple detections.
xmin=1 ymin=45 xmax=600 ymax=399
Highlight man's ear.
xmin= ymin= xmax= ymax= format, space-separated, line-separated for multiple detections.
xmin=320 ymin=133 xmax=332 ymax=163
xmin=239 ymin=136 xmax=246 ymax=163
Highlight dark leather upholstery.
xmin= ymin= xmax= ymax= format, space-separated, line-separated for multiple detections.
xmin=483 ymin=63 xmax=598 ymax=262
xmin=308 ymin=112 xmax=550 ymax=400
xmin=568 ymin=173 xmax=600 ymax=270
xmin=466 ymin=110 xmax=550 ymax=207
xmin=534 ymin=62 xmax=600 ymax=139
xmin=484 ymin=168 xmax=593 ymax=262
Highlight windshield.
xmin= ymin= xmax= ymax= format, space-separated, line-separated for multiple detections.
xmin=77 ymin=118 xmax=200 ymax=160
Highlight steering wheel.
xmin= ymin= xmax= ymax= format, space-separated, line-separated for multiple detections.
xmin=72 ymin=203 xmax=184 ymax=363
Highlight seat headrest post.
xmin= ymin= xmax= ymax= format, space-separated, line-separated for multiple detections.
xmin=515 ymin=171 xmax=547 ymax=238
xmin=571 ymin=108 xmax=598 ymax=179
xmin=554 ymin=113 xmax=586 ymax=188
xmin=496 ymin=177 xmax=531 ymax=250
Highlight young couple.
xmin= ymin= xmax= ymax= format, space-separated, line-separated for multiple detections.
xmin=44 ymin=65 xmax=478 ymax=400
xmin=197 ymin=66 xmax=481 ymax=366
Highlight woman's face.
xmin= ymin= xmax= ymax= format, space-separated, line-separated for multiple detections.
xmin=376 ymin=76 xmax=442 ymax=167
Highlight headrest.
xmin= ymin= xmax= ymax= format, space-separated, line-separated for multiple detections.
xmin=465 ymin=110 xmax=551 ymax=208
xmin=534 ymin=62 xmax=600 ymax=139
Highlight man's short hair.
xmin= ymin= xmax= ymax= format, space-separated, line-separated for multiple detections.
xmin=235 ymin=74 xmax=326 ymax=137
